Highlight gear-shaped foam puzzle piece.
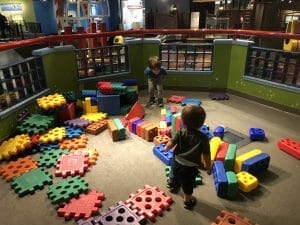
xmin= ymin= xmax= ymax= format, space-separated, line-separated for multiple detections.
xmin=65 ymin=118 xmax=92 ymax=128
xmin=60 ymin=134 xmax=88 ymax=150
xmin=11 ymin=168 xmax=53 ymax=197
xmin=47 ymin=176 xmax=89 ymax=205
xmin=38 ymin=149 xmax=69 ymax=168
xmin=0 ymin=156 xmax=38 ymax=182
xmin=70 ymin=149 xmax=99 ymax=165
xmin=81 ymin=113 xmax=107 ymax=122
xmin=36 ymin=93 xmax=67 ymax=110
xmin=77 ymin=217 xmax=98 ymax=225
xmin=57 ymin=190 xmax=105 ymax=220
xmin=65 ymin=126 xmax=84 ymax=138
xmin=125 ymin=185 xmax=173 ymax=221
xmin=39 ymin=127 xmax=66 ymax=144
xmin=55 ymin=153 xmax=89 ymax=178
xmin=0 ymin=134 xmax=31 ymax=161
xmin=211 ymin=210 xmax=258 ymax=225
xmin=16 ymin=113 xmax=54 ymax=134
xmin=32 ymin=142 xmax=60 ymax=154
xmin=209 ymin=92 xmax=229 ymax=100
xmin=181 ymin=98 xmax=202 ymax=106
xmin=94 ymin=201 xmax=146 ymax=225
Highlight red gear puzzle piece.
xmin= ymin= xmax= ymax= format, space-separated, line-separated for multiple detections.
xmin=211 ymin=210 xmax=258 ymax=225
xmin=125 ymin=184 xmax=173 ymax=221
xmin=55 ymin=153 xmax=89 ymax=178
xmin=57 ymin=190 xmax=105 ymax=220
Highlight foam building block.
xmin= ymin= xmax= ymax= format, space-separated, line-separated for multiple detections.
xmin=125 ymin=101 xmax=145 ymax=120
xmin=241 ymin=152 xmax=270 ymax=175
xmin=236 ymin=171 xmax=258 ymax=192
xmin=234 ymin=149 xmax=262 ymax=173
xmin=214 ymin=125 xmax=225 ymax=139
xmin=277 ymin=137 xmax=300 ymax=159
xmin=97 ymin=92 xmax=120 ymax=115
xmin=249 ymin=128 xmax=265 ymax=141
xmin=224 ymin=144 xmax=237 ymax=171
xmin=153 ymin=144 xmax=173 ymax=166
xmin=210 ymin=136 xmax=222 ymax=161
xmin=215 ymin=141 xmax=229 ymax=161
xmin=212 ymin=161 xmax=228 ymax=198
xmin=226 ymin=171 xmax=238 ymax=199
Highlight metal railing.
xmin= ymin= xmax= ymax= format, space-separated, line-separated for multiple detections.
xmin=160 ymin=43 xmax=213 ymax=71
xmin=75 ymin=45 xmax=129 ymax=79
xmin=245 ymin=46 xmax=300 ymax=88
xmin=0 ymin=57 xmax=47 ymax=112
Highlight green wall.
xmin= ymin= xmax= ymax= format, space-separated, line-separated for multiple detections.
xmin=32 ymin=46 xmax=79 ymax=94
xmin=227 ymin=41 xmax=300 ymax=111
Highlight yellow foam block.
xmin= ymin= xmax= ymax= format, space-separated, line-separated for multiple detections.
xmin=160 ymin=109 xmax=166 ymax=115
xmin=210 ymin=136 xmax=221 ymax=161
xmin=234 ymin=149 xmax=262 ymax=173
xmin=236 ymin=171 xmax=258 ymax=192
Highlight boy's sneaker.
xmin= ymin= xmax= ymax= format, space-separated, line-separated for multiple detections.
xmin=158 ymin=98 xmax=164 ymax=107
xmin=184 ymin=196 xmax=197 ymax=210
xmin=147 ymin=97 xmax=155 ymax=105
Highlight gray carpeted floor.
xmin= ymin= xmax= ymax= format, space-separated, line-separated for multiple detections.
xmin=0 ymin=90 xmax=299 ymax=225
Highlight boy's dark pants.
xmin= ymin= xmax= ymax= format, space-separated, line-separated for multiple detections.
xmin=170 ymin=159 xmax=198 ymax=195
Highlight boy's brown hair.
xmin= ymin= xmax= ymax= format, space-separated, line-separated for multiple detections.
xmin=181 ymin=105 xmax=206 ymax=130
xmin=148 ymin=56 xmax=162 ymax=69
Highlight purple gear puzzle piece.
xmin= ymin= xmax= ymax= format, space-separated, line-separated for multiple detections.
xmin=65 ymin=118 xmax=92 ymax=128
xmin=209 ymin=92 xmax=229 ymax=100
xmin=94 ymin=201 xmax=146 ymax=225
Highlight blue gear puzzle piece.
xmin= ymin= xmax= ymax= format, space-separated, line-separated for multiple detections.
xmin=249 ymin=128 xmax=265 ymax=141
xmin=32 ymin=142 xmax=60 ymax=153
xmin=65 ymin=126 xmax=84 ymax=138
xmin=181 ymin=98 xmax=201 ymax=106
xmin=212 ymin=161 xmax=228 ymax=198
xmin=242 ymin=152 xmax=270 ymax=175
xmin=153 ymin=144 xmax=173 ymax=166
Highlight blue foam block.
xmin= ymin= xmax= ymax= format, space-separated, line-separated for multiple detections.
xmin=214 ymin=125 xmax=225 ymax=139
xmin=212 ymin=160 xmax=228 ymax=198
xmin=242 ymin=152 xmax=270 ymax=175
xmin=153 ymin=144 xmax=173 ymax=166
xmin=249 ymin=128 xmax=265 ymax=141
xmin=97 ymin=92 xmax=120 ymax=115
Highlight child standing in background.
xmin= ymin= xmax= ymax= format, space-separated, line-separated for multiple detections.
xmin=144 ymin=56 xmax=167 ymax=107
xmin=165 ymin=105 xmax=211 ymax=210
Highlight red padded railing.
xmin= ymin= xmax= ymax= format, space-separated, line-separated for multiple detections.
xmin=0 ymin=29 xmax=300 ymax=51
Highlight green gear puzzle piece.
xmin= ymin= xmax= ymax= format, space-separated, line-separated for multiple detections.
xmin=38 ymin=148 xmax=69 ymax=168
xmin=11 ymin=168 xmax=53 ymax=197
xmin=47 ymin=176 xmax=88 ymax=204
xmin=17 ymin=114 xmax=54 ymax=134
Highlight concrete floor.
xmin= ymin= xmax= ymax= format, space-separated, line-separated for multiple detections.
xmin=0 ymin=90 xmax=299 ymax=225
